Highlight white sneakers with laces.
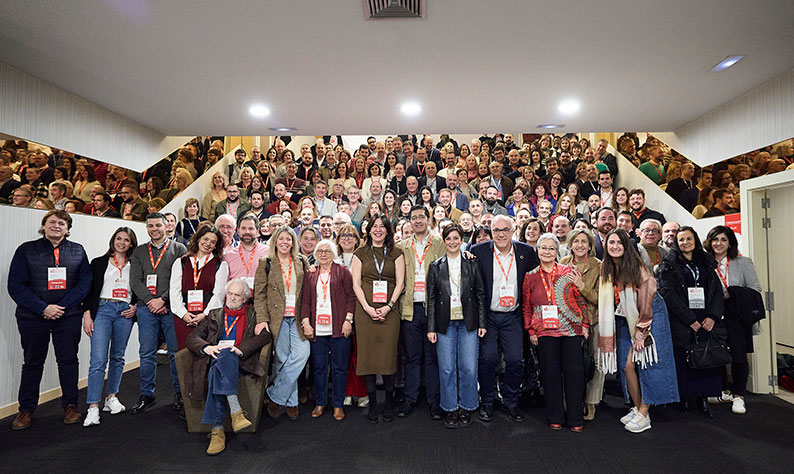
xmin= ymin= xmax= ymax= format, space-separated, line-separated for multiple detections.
xmin=83 ymin=406 xmax=100 ymax=427
xmin=103 ymin=397 xmax=126 ymax=414
xmin=732 ymin=397 xmax=746 ymax=414
xmin=625 ymin=412 xmax=652 ymax=433
xmin=620 ymin=407 xmax=639 ymax=425
xmin=707 ymin=391 xmax=734 ymax=405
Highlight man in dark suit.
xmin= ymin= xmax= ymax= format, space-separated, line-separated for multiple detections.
xmin=418 ymin=161 xmax=446 ymax=196
xmin=595 ymin=139 xmax=618 ymax=178
xmin=470 ymin=215 xmax=539 ymax=423
xmin=0 ymin=165 xmax=21 ymax=203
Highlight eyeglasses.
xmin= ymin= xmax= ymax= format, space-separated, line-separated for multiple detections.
xmin=316 ymin=249 xmax=333 ymax=255
xmin=492 ymin=228 xmax=512 ymax=234
xmin=640 ymin=229 xmax=660 ymax=234
xmin=339 ymin=234 xmax=355 ymax=239
xmin=537 ymin=246 xmax=558 ymax=252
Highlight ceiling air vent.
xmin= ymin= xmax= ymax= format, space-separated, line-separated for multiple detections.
xmin=364 ymin=0 xmax=424 ymax=19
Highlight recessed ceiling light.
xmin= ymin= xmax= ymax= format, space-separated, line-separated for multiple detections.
xmin=710 ymin=55 xmax=744 ymax=72
xmin=269 ymin=127 xmax=297 ymax=132
xmin=558 ymin=99 xmax=580 ymax=115
xmin=401 ymin=102 xmax=422 ymax=116
xmin=249 ymin=104 xmax=270 ymax=118
xmin=537 ymin=124 xmax=565 ymax=129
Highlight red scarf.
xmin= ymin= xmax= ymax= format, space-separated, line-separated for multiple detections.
xmin=224 ymin=304 xmax=248 ymax=345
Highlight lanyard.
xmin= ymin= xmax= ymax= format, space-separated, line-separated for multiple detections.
xmin=540 ymin=264 xmax=558 ymax=303
xmin=76 ymin=180 xmax=88 ymax=196
xmin=111 ymin=254 xmax=126 ymax=277
xmin=53 ymin=248 xmax=60 ymax=266
xmin=614 ymin=285 xmax=621 ymax=305
xmin=224 ymin=313 xmax=240 ymax=338
xmin=214 ymin=188 xmax=224 ymax=201
xmin=417 ymin=163 xmax=426 ymax=176
xmin=411 ymin=235 xmax=432 ymax=267
xmin=228 ymin=200 xmax=239 ymax=216
xmin=319 ymin=272 xmax=331 ymax=300
xmin=493 ymin=246 xmax=514 ymax=281
xmin=192 ymin=254 xmax=210 ymax=288
xmin=287 ymin=179 xmax=297 ymax=191
xmin=239 ymin=245 xmax=256 ymax=275
xmin=716 ymin=258 xmax=730 ymax=288
xmin=186 ymin=219 xmax=197 ymax=235
xmin=601 ymin=190 xmax=613 ymax=207
xmin=649 ymin=247 xmax=660 ymax=266
xmin=685 ymin=263 xmax=700 ymax=286
xmin=372 ymin=245 xmax=387 ymax=279
xmin=280 ymin=255 xmax=293 ymax=292
xmin=148 ymin=239 xmax=171 ymax=272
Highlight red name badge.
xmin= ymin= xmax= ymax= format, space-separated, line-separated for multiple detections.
xmin=317 ymin=314 xmax=331 ymax=325
xmin=146 ymin=274 xmax=157 ymax=296
xmin=112 ymin=288 xmax=128 ymax=299
xmin=187 ymin=289 xmax=204 ymax=312
xmin=373 ymin=280 xmax=388 ymax=303
xmin=542 ymin=305 xmax=560 ymax=329
xmin=48 ymin=267 xmax=67 ymax=290
xmin=414 ymin=281 xmax=426 ymax=292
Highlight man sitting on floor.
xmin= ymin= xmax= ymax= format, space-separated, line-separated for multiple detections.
xmin=185 ymin=278 xmax=271 ymax=456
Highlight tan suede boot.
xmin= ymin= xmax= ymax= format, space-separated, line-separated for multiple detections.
xmin=230 ymin=410 xmax=252 ymax=432
xmin=206 ymin=428 xmax=226 ymax=456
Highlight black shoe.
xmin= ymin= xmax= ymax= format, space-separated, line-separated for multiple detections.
xmin=505 ymin=406 xmax=525 ymax=422
xmin=383 ymin=392 xmax=396 ymax=422
xmin=179 ymin=407 xmax=186 ymax=421
xmin=698 ymin=397 xmax=715 ymax=418
xmin=131 ymin=395 xmax=156 ymax=414
xmin=397 ymin=401 xmax=414 ymax=418
xmin=429 ymin=403 xmax=443 ymax=421
xmin=444 ymin=410 xmax=459 ymax=429
xmin=172 ymin=393 xmax=183 ymax=411
xmin=366 ymin=391 xmax=379 ymax=424
xmin=458 ymin=409 xmax=472 ymax=428
xmin=478 ymin=404 xmax=494 ymax=422
xmin=680 ymin=399 xmax=693 ymax=415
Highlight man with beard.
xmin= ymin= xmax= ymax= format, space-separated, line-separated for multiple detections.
xmin=593 ymin=207 xmax=616 ymax=259
xmin=482 ymin=186 xmax=508 ymax=216
xmin=628 ymin=189 xmax=666 ymax=227
xmin=265 ymin=183 xmax=297 ymax=215
xmin=224 ymin=214 xmax=268 ymax=303
xmin=559 ymin=151 xmax=577 ymax=184
xmin=595 ymin=139 xmax=618 ymax=178
xmin=247 ymin=190 xmax=267 ymax=222
xmin=444 ymin=173 xmax=469 ymax=211
xmin=636 ymin=219 xmax=667 ymax=275
xmin=227 ymin=149 xmax=248 ymax=185
xmin=660 ymin=221 xmax=680 ymax=250
xmin=214 ymin=184 xmax=250 ymax=220
xmin=487 ymin=162 xmax=514 ymax=205
xmin=119 ymin=183 xmax=148 ymax=221
xmin=91 ymin=192 xmax=120 ymax=217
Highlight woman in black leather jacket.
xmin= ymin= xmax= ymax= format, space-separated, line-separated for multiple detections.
xmin=426 ymin=225 xmax=487 ymax=429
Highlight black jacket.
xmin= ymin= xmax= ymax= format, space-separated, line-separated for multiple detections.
xmin=426 ymin=254 xmax=487 ymax=334
xmin=84 ymin=254 xmax=139 ymax=319
xmin=657 ymin=249 xmax=725 ymax=347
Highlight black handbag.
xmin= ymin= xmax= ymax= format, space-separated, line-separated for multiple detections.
xmin=582 ymin=339 xmax=595 ymax=381
xmin=685 ymin=331 xmax=731 ymax=369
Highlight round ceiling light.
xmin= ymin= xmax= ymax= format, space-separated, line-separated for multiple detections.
xmin=249 ymin=104 xmax=271 ymax=118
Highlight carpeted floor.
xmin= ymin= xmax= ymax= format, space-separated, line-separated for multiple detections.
xmin=1 ymin=364 xmax=793 ymax=474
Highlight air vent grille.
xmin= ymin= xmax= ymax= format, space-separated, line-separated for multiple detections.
xmin=365 ymin=0 xmax=423 ymax=19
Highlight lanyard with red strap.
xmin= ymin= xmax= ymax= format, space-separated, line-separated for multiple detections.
xmin=53 ymin=248 xmax=60 ymax=266
xmin=192 ymin=254 xmax=210 ymax=289
xmin=493 ymin=246 xmax=514 ymax=280
xmin=411 ymin=235 xmax=433 ymax=267
xmin=716 ymin=258 xmax=730 ymax=288
xmin=148 ymin=239 xmax=171 ymax=271
xmin=539 ymin=264 xmax=558 ymax=304
xmin=239 ymin=245 xmax=256 ymax=276
xmin=281 ymin=255 xmax=293 ymax=292
xmin=111 ymin=254 xmax=126 ymax=277
xmin=319 ymin=272 xmax=330 ymax=300
xmin=224 ymin=313 xmax=240 ymax=338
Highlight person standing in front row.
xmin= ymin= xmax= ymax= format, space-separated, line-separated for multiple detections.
xmin=351 ymin=214 xmax=405 ymax=423
xmin=426 ymin=225 xmax=487 ymax=429
xmin=469 ymin=214 xmax=539 ymax=423
xmin=397 ymin=205 xmax=446 ymax=420
xmin=129 ymin=212 xmax=187 ymax=414
xmin=8 ymin=210 xmax=91 ymax=430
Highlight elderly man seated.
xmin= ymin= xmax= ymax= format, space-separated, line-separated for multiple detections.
xmin=185 ymin=278 xmax=271 ymax=456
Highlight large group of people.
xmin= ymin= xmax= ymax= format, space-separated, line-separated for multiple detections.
xmin=5 ymin=132 xmax=769 ymax=457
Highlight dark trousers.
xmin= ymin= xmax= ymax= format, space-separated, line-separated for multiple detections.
xmin=311 ymin=335 xmax=351 ymax=408
xmin=537 ymin=335 xmax=585 ymax=426
xmin=478 ymin=310 xmax=524 ymax=409
xmin=17 ymin=316 xmax=82 ymax=411
xmin=400 ymin=303 xmax=440 ymax=405
xmin=201 ymin=349 xmax=239 ymax=425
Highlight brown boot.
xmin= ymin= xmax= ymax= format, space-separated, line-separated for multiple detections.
xmin=230 ymin=410 xmax=252 ymax=432
xmin=11 ymin=411 xmax=32 ymax=430
xmin=64 ymin=404 xmax=82 ymax=425
xmin=333 ymin=407 xmax=345 ymax=421
xmin=206 ymin=428 xmax=226 ymax=456
xmin=311 ymin=405 xmax=325 ymax=418
xmin=267 ymin=400 xmax=281 ymax=419
xmin=287 ymin=405 xmax=300 ymax=421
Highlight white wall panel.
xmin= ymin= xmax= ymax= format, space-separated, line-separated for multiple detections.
xmin=0 ymin=62 xmax=190 ymax=172
xmin=0 ymin=206 xmax=147 ymax=411
xmin=653 ymin=67 xmax=794 ymax=166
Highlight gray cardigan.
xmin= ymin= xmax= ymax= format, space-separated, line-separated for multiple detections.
xmin=130 ymin=239 xmax=187 ymax=305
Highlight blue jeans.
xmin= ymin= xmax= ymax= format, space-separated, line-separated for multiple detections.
xmin=137 ymin=305 xmax=180 ymax=397
xmin=86 ymin=300 xmax=134 ymax=404
xmin=478 ymin=310 xmax=524 ymax=408
xmin=436 ymin=320 xmax=479 ymax=412
xmin=401 ymin=303 xmax=440 ymax=404
xmin=267 ymin=317 xmax=310 ymax=407
xmin=310 ymin=335 xmax=351 ymax=408
xmin=201 ymin=349 xmax=239 ymax=425
xmin=616 ymin=294 xmax=680 ymax=406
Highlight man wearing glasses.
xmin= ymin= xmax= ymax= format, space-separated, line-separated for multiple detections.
xmin=469 ymin=215 xmax=539 ymax=423
xmin=636 ymin=219 xmax=667 ymax=276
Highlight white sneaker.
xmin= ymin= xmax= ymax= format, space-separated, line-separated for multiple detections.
xmin=83 ymin=406 xmax=100 ymax=427
xmin=156 ymin=348 xmax=168 ymax=355
xmin=357 ymin=396 xmax=370 ymax=408
xmin=103 ymin=397 xmax=126 ymax=414
xmin=620 ymin=407 xmax=639 ymax=425
xmin=732 ymin=397 xmax=746 ymax=415
xmin=707 ymin=391 xmax=734 ymax=405
xmin=625 ymin=413 xmax=651 ymax=433
xmin=343 ymin=396 xmax=353 ymax=406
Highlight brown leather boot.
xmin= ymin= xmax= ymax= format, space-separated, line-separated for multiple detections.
xmin=333 ymin=407 xmax=345 ymax=421
xmin=267 ymin=400 xmax=281 ymax=419
xmin=11 ymin=411 xmax=32 ymax=430
xmin=311 ymin=405 xmax=325 ymax=418
xmin=64 ymin=404 xmax=82 ymax=424
xmin=287 ymin=405 xmax=300 ymax=421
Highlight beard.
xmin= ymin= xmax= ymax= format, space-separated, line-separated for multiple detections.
xmin=485 ymin=197 xmax=497 ymax=206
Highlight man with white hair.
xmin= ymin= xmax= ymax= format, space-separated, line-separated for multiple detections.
xmin=637 ymin=219 xmax=668 ymax=274
xmin=332 ymin=212 xmax=352 ymax=233
xmin=186 ymin=278 xmax=272 ymax=456
xmin=469 ymin=215 xmax=539 ymax=423
xmin=215 ymin=214 xmax=238 ymax=251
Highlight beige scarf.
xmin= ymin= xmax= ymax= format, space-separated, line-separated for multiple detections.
xmin=597 ymin=277 xmax=657 ymax=374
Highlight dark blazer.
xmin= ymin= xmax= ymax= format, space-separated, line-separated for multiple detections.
xmin=426 ymin=254 xmax=487 ymax=334
xmin=84 ymin=254 xmax=139 ymax=319
xmin=658 ymin=249 xmax=725 ymax=347
xmin=469 ymin=240 xmax=539 ymax=310
xmin=601 ymin=152 xmax=618 ymax=178
xmin=419 ymin=175 xmax=446 ymax=193
xmin=0 ymin=178 xmax=21 ymax=202
xmin=300 ymin=263 xmax=356 ymax=338
xmin=184 ymin=304 xmax=271 ymax=400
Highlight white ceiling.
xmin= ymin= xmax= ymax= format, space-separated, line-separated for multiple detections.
xmin=1 ymin=0 xmax=794 ymax=136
